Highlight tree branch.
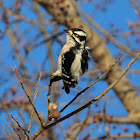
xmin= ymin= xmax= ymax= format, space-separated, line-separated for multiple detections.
xmin=15 ymin=66 xmax=43 ymax=127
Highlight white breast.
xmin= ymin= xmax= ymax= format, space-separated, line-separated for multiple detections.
xmin=58 ymin=41 xmax=75 ymax=72
xmin=71 ymin=51 xmax=82 ymax=80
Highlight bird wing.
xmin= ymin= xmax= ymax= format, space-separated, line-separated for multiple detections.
xmin=61 ymin=48 xmax=75 ymax=76
xmin=61 ymin=48 xmax=78 ymax=93
xmin=81 ymin=48 xmax=90 ymax=74
xmin=62 ymin=48 xmax=76 ymax=82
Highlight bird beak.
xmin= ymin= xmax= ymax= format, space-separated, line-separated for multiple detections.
xmin=63 ymin=29 xmax=69 ymax=33
xmin=63 ymin=29 xmax=73 ymax=36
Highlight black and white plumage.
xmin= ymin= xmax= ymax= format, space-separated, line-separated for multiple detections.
xmin=50 ymin=28 xmax=90 ymax=94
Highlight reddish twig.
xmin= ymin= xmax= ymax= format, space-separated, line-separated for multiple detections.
xmin=103 ymin=103 xmax=110 ymax=139
xmin=91 ymin=131 xmax=140 ymax=139
xmin=27 ymin=71 xmax=42 ymax=135
xmin=5 ymin=116 xmax=21 ymax=140
xmin=10 ymin=114 xmax=29 ymax=140
xmin=5 ymin=124 xmax=10 ymax=137
xmin=47 ymin=84 xmax=52 ymax=120
xmin=0 ymin=0 xmax=4 ymax=5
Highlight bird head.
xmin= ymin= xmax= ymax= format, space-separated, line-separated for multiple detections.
xmin=64 ymin=28 xmax=87 ymax=45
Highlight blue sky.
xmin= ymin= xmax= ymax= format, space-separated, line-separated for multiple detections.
xmin=0 ymin=0 xmax=140 ymax=139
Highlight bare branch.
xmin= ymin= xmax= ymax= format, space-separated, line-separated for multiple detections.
xmin=103 ymin=103 xmax=110 ymax=139
xmin=10 ymin=114 xmax=29 ymax=140
xmin=5 ymin=116 xmax=21 ymax=140
xmin=27 ymin=71 xmax=42 ymax=135
xmin=15 ymin=66 xmax=43 ymax=127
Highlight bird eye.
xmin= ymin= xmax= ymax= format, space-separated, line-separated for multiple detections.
xmin=79 ymin=36 xmax=86 ymax=41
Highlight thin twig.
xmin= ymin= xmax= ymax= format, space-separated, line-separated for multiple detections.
xmin=103 ymin=103 xmax=110 ymax=139
xmin=6 ymin=26 xmax=27 ymax=76
xmin=0 ymin=0 xmax=4 ymax=5
xmin=91 ymin=131 xmax=140 ymax=140
xmin=5 ymin=124 xmax=10 ymax=137
xmin=5 ymin=116 xmax=21 ymax=140
xmin=93 ymin=114 xmax=140 ymax=124
xmin=131 ymin=0 xmax=140 ymax=17
xmin=57 ymin=124 xmax=69 ymax=137
xmin=15 ymin=66 xmax=43 ymax=127
xmin=10 ymin=114 xmax=29 ymax=140
xmin=59 ymin=51 xmax=123 ymax=113
xmin=47 ymin=84 xmax=52 ymax=120
xmin=27 ymin=71 xmax=42 ymax=135
xmin=27 ymin=31 xmax=64 ymax=52
xmin=33 ymin=2 xmax=55 ymax=71
xmin=69 ymin=107 xmax=91 ymax=139
xmin=33 ymin=71 xmax=42 ymax=103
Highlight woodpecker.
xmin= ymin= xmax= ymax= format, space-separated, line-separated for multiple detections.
xmin=50 ymin=28 xmax=90 ymax=94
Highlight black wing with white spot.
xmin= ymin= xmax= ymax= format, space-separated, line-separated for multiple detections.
xmin=61 ymin=48 xmax=78 ymax=93
xmin=81 ymin=49 xmax=90 ymax=74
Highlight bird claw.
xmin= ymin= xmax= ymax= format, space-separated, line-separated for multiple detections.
xmin=49 ymin=74 xmax=53 ymax=78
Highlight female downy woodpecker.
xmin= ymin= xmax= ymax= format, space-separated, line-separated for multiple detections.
xmin=50 ymin=28 xmax=90 ymax=94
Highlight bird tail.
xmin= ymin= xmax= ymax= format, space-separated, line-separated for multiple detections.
xmin=62 ymin=83 xmax=70 ymax=94
xmin=64 ymin=86 xmax=70 ymax=94
xmin=62 ymin=78 xmax=78 ymax=94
